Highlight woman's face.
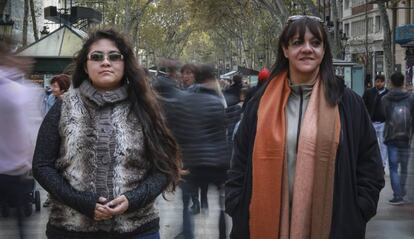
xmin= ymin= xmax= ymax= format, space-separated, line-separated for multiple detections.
xmin=283 ymin=28 xmax=325 ymax=80
xmin=181 ymin=69 xmax=195 ymax=87
xmin=51 ymin=82 xmax=63 ymax=97
xmin=85 ymin=39 xmax=125 ymax=91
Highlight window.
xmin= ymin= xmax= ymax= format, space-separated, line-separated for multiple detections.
xmin=345 ymin=23 xmax=350 ymax=37
xmin=351 ymin=20 xmax=366 ymax=37
xmin=368 ymin=17 xmax=374 ymax=34
xmin=375 ymin=16 xmax=382 ymax=33
xmin=351 ymin=0 xmax=365 ymax=6
xmin=345 ymin=0 xmax=350 ymax=9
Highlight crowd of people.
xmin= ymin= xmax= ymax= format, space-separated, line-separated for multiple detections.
xmin=2 ymin=14 xmax=414 ymax=239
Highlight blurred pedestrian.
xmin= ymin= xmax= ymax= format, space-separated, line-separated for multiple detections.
xmin=179 ymin=63 xmax=201 ymax=213
xmin=43 ymin=74 xmax=71 ymax=115
xmin=224 ymin=74 xmax=243 ymax=106
xmin=363 ymin=74 xmax=389 ymax=168
xmin=42 ymin=74 xmax=71 ymax=208
xmin=382 ymin=71 xmax=414 ymax=205
xmin=225 ymin=15 xmax=384 ymax=239
xmin=32 ymin=28 xmax=181 ymax=239
xmin=0 ymin=38 xmax=42 ymax=239
xmin=183 ymin=64 xmax=229 ymax=239
xmin=152 ymin=58 xmax=181 ymax=98
xmin=155 ymin=64 xmax=229 ymax=239
xmin=180 ymin=63 xmax=197 ymax=89
xmin=192 ymin=64 xmax=227 ymax=107
xmin=242 ymin=67 xmax=270 ymax=111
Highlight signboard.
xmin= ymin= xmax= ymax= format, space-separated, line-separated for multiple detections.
xmin=395 ymin=24 xmax=414 ymax=45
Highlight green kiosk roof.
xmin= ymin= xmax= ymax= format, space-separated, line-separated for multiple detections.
xmin=17 ymin=25 xmax=86 ymax=74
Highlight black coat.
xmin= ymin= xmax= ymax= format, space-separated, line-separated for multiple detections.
xmin=225 ymin=87 xmax=385 ymax=239
xmin=154 ymin=79 xmax=229 ymax=170
xmin=362 ymin=87 xmax=388 ymax=122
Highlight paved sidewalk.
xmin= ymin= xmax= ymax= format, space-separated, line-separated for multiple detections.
xmin=1 ymin=175 xmax=413 ymax=239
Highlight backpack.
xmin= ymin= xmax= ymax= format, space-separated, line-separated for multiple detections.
xmin=388 ymin=100 xmax=413 ymax=142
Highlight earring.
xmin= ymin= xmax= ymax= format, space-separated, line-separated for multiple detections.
xmin=126 ymin=78 xmax=130 ymax=84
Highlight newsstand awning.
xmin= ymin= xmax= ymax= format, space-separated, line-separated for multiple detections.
xmin=17 ymin=25 xmax=86 ymax=74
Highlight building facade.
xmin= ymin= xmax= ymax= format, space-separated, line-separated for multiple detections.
xmin=341 ymin=0 xmax=414 ymax=87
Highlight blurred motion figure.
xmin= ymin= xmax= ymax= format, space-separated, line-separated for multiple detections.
xmin=0 ymin=38 xmax=42 ymax=239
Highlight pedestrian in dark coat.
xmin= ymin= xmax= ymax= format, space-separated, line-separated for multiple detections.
xmin=362 ymin=74 xmax=389 ymax=167
xmin=225 ymin=15 xmax=384 ymax=239
xmin=382 ymin=72 xmax=414 ymax=205
xmin=155 ymin=64 xmax=229 ymax=239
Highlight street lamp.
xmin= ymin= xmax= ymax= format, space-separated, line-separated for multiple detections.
xmin=244 ymin=48 xmax=249 ymax=68
xmin=232 ymin=52 xmax=238 ymax=70
xmin=0 ymin=15 xmax=14 ymax=40
xmin=340 ymin=31 xmax=348 ymax=60
xmin=149 ymin=50 xmax=155 ymax=67
xmin=40 ymin=26 xmax=50 ymax=38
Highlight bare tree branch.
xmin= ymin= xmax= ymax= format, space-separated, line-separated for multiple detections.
xmin=29 ymin=0 xmax=38 ymax=41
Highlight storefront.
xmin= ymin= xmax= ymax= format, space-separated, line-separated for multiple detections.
xmin=395 ymin=24 xmax=414 ymax=88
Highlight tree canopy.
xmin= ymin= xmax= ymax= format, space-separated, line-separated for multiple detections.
xmin=77 ymin=0 xmax=323 ymax=70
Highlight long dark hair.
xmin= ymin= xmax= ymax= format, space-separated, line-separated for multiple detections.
xmin=269 ymin=17 xmax=344 ymax=105
xmin=72 ymin=29 xmax=181 ymax=191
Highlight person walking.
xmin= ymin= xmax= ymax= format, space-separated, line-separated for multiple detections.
xmin=363 ymin=74 xmax=389 ymax=168
xmin=43 ymin=74 xmax=71 ymax=115
xmin=224 ymin=74 xmax=243 ymax=106
xmin=42 ymin=74 xmax=71 ymax=208
xmin=0 ymin=38 xmax=42 ymax=239
xmin=225 ymin=15 xmax=384 ymax=239
xmin=33 ymin=29 xmax=181 ymax=239
xmin=180 ymin=63 xmax=197 ymax=89
xmin=382 ymin=71 xmax=414 ymax=205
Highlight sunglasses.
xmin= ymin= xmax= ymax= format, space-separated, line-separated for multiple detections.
xmin=87 ymin=51 xmax=124 ymax=62
xmin=287 ymin=15 xmax=323 ymax=23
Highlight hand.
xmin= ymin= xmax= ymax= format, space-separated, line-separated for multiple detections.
xmin=104 ymin=195 xmax=129 ymax=216
xmin=94 ymin=197 xmax=112 ymax=221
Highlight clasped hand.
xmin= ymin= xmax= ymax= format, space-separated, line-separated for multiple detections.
xmin=94 ymin=195 xmax=129 ymax=221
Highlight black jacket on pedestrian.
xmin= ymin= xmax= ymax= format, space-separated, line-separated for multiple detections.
xmin=362 ymin=87 xmax=388 ymax=122
xmin=382 ymin=89 xmax=414 ymax=147
xmin=225 ymin=87 xmax=384 ymax=239
xmin=155 ymin=80 xmax=229 ymax=170
xmin=224 ymin=83 xmax=243 ymax=106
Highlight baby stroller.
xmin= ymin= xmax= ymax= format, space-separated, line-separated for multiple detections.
xmin=0 ymin=174 xmax=41 ymax=218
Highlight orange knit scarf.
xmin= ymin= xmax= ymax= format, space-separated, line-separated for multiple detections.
xmin=249 ymin=71 xmax=340 ymax=239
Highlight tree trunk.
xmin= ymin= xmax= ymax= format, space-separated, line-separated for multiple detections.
xmin=22 ymin=0 xmax=29 ymax=46
xmin=29 ymin=0 xmax=38 ymax=41
xmin=124 ymin=0 xmax=131 ymax=33
xmin=378 ymin=1 xmax=393 ymax=81
xmin=331 ymin=0 xmax=342 ymax=59
xmin=304 ymin=0 xmax=321 ymax=17
xmin=0 ymin=0 xmax=9 ymax=17
xmin=133 ymin=21 xmax=140 ymax=56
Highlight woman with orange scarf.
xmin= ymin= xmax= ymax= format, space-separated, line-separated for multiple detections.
xmin=225 ymin=15 xmax=384 ymax=239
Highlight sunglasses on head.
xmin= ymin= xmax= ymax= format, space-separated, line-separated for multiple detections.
xmin=287 ymin=15 xmax=323 ymax=24
xmin=87 ymin=51 xmax=124 ymax=62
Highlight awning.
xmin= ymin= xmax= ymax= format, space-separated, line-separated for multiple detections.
xmin=17 ymin=25 xmax=86 ymax=74
xmin=17 ymin=25 xmax=85 ymax=57
xmin=220 ymin=70 xmax=237 ymax=79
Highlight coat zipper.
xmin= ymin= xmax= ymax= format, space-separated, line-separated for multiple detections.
xmin=296 ymin=87 xmax=304 ymax=153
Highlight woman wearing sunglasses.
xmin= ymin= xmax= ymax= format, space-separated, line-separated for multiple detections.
xmin=33 ymin=29 xmax=181 ymax=239
xmin=225 ymin=15 xmax=384 ymax=239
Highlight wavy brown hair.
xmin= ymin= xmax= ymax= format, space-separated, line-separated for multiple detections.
xmin=72 ymin=28 xmax=181 ymax=191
